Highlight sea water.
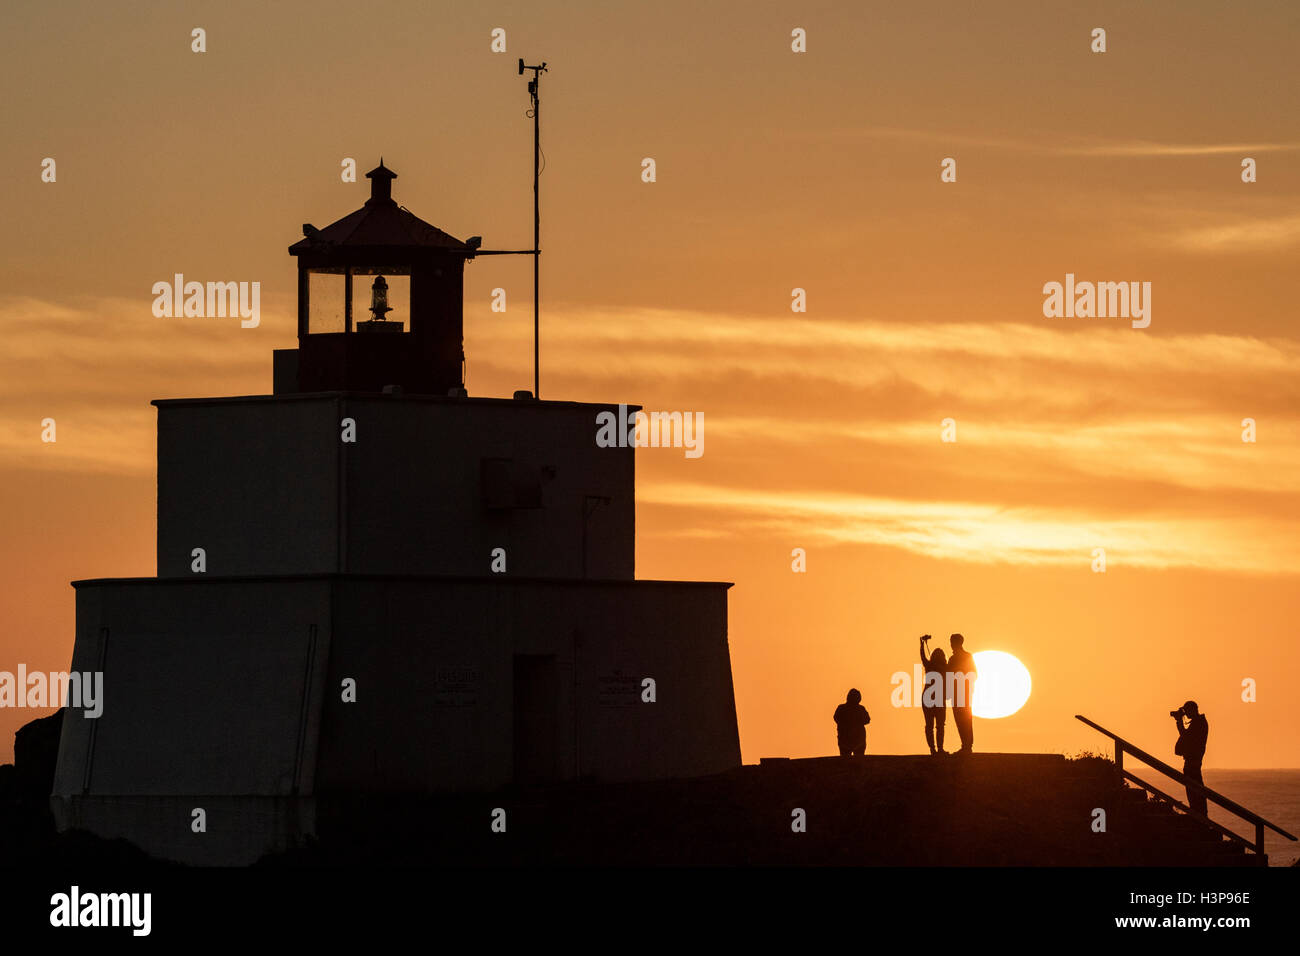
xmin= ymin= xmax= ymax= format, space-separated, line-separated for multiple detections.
xmin=1203 ymin=769 xmax=1300 ymax=867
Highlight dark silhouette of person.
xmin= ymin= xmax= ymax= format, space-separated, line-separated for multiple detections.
xmin=1173 ymin=700 xmax=1209 ymax=815
xmin=919 ymin=635 xmax=947 ymax=755
xmin=833 ymin=689 xmax=870 ymax=757
xmin=946 ymin=633 xmax=977 ymax=754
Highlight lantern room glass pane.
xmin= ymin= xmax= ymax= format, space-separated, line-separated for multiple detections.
xmin=308 ymin=273 xmax=345 ymax=333
xmin=305 ymin=272 xmax=411 ymax=333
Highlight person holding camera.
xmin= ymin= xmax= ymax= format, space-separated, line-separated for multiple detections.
xmin=918 ymin=635 xmax=948 ymax=755
xmin=1172 ymin=701 xmax=1209 ymax=815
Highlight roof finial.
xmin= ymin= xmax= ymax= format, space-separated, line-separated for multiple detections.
xmin=365 ymin=159 xmax=398 ymax=204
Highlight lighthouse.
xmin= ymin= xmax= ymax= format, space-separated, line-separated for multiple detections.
xmin=51 ymin=163 xmax=741 ymax=864
xmin=280 ymin=160 xmax=473 ymax=396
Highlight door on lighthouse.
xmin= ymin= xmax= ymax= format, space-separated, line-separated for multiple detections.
xmin=513 ymin=654 xmax=560 ymax=783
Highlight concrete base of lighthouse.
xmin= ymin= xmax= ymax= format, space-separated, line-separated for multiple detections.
xmin=52 ymin=574 xmax=740 ymax=864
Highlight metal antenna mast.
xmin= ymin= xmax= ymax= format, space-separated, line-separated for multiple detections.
xmin=520 ymin=58 xmax=547 ymax=399
xmin=465 ymin=59 xmax=550 ymax=398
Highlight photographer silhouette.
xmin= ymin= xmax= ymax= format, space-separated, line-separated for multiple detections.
xmin=919 ymin=635 xmax=947 ymax=755
xmin=1172 ymin=701 xmax=1209 ymax=815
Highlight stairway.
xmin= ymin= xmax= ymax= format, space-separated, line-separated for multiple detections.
xmin=1115 ymin=781 xmax=1256 ymax=866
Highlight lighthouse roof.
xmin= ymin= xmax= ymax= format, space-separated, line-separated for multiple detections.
xmin=289 ymin=160 xmax=470 ymax=256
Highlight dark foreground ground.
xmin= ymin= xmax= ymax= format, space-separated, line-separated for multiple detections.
xmin=261 ymin=753 xmax=1258 ymax=866
xmin=0 ymin=733 xmax=1262 ymax=867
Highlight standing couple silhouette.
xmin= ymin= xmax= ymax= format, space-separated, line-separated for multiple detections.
xmin=918 ymin=633 xmax=977 ymax=756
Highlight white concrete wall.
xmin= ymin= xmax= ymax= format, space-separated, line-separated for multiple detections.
xmin=54 ymin=575 xmax=739 ymax=800
xmin=155 ymin=395 xmax=636 ymax=580
xmin=53 ymin=579 xmax=332 ymax=796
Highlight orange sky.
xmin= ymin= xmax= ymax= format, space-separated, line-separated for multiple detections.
xmin=2 ymin=1 xmax=1299 ymax=767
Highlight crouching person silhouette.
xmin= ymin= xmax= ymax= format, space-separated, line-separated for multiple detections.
xmin=834 ymin=689 xmax=871 ymax=757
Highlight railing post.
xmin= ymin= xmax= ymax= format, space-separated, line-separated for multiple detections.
xmin=1256 ymin=821 xmax=1265 ymax=856
xmin=1114 ymin=740 xmax=1123 ymax=773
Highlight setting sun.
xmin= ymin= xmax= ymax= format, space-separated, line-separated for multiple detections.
xmin=971 ymin=651 xmax=1032 ymax=719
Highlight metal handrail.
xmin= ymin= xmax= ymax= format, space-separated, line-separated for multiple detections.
xmin=1076 ymin=715 xmax=1297 ymax=859
xmin=1119 ymin=770 xmax=1257 ymax=851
